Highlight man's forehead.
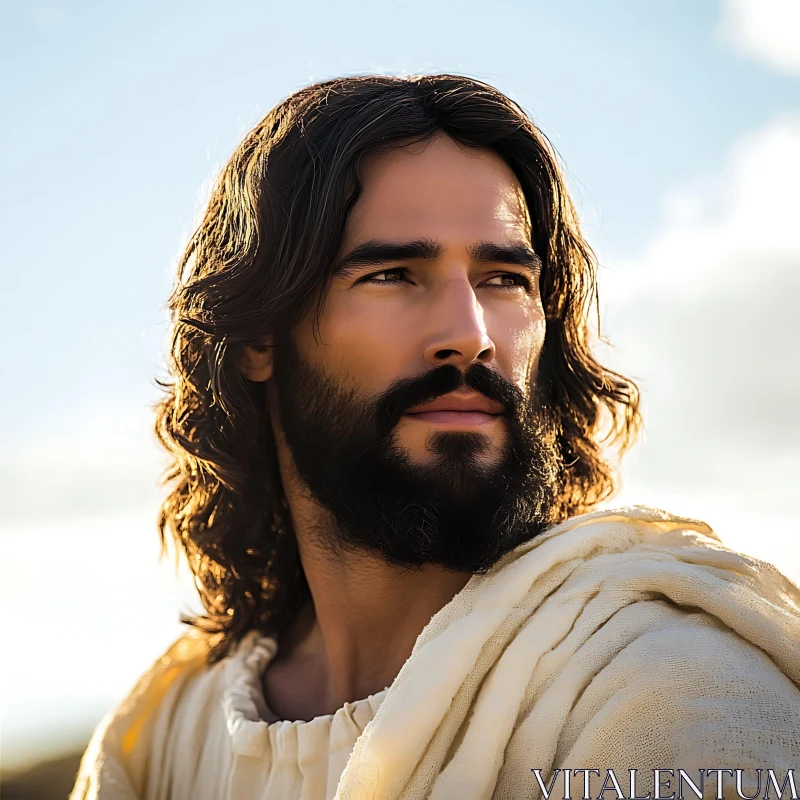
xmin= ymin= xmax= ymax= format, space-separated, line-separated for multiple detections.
xmin=343 ymin=134 xmax=532 ymax=248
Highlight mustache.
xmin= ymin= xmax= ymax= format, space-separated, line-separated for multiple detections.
xmin=374 ymin=363 xmax=525 ymax=438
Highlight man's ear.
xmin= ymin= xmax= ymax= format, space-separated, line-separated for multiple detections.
xmin=236 ymin=341 xmax=274 ymax=383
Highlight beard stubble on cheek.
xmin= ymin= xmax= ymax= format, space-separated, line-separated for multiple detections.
xmin=270 ymin=332 xmax=563 ymax=573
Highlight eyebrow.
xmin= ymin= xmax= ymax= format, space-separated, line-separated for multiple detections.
xmin=331 ymin=238 xmax=542 ymax=278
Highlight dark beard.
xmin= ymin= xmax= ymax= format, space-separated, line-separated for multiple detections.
xmin=271 ymin=334 xmax=562 ymax=573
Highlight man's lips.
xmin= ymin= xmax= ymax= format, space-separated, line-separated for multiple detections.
xmin=403 ymin=393 xmax=505 ymax=426
xmin=404 ymin=410 xmax=501 ymax=426
xmin=405 ymin=392 xmax=505 ymax=415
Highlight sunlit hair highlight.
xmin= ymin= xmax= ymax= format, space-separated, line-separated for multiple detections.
xmin=154 ymin=74 xmax=642 ymax=663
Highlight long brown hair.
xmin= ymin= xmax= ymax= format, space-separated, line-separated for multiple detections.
xmin=155 ymin=74 xmax=642 ymax=663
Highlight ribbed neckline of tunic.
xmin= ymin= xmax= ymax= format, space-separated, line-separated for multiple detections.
xmin=220 ymin=629 xmax=389 ymax=761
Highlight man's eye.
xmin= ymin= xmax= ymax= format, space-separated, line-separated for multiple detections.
xmin=360 ymin=269 xmax=407 ymax=284
xmin=484 ymin=273 xmax=531 ymax=289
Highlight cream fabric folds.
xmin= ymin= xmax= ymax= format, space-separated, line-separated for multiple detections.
xmin=69 ymin=628 xmax=386 ymax=799
xmin=70 ymin=506 xmax=800 ymax=800
xmin=333 ymin=506 xmax=800 ymax=799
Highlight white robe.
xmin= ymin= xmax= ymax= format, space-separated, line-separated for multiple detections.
xmin=70 ymin=506 xmax=800 ymax=799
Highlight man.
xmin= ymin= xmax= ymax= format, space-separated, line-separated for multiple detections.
xmin=71 ymin=75 xmax=800 ymax=800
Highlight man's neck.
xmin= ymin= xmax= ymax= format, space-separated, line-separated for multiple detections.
xmin=261 ymin=409 xmax=473 ymax=721
xmin=262 ymin=496 xmax=471 ymax=722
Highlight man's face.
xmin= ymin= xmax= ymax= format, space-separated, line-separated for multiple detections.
xmin=267 ymin=132 xmax=560 ymax=570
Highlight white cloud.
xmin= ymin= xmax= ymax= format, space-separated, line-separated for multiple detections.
xmin=719 ymin=0 xmax=800 ymax=75
xmin=601 ymin=116 xmax=800 ymax=302
xmin=1 ymin=512 xmax=201 ymax=771
xmin=597 ymin=116 xmax=800 ymax=583
xmin=0 ymin=394 xmax=168 ymax=527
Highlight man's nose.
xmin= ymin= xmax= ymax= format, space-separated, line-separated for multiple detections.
xmin=422 ymin=276 xmax=496 ymax=367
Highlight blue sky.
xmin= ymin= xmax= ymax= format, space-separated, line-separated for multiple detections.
xmin=2 ymin=0 xmax=797 ymax=426
xmin=2 ymin=0 xmax=799 ymax=773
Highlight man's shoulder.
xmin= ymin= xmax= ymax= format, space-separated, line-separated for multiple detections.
xmin=70 ymin=631 xmax=216 ymax=800
xmin=484 ymin=504 xmax=800 ymax=739
xmin=514 ymin=507 xmax=800 ymax=768
xmin=540 ymin=505 xmax=800 ymax=675
xmin=558 ymin=606 xmax=800 ymax=771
